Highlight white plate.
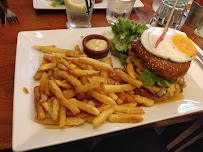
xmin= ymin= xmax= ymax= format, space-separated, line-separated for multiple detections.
xmin=33 ymin=0 xmax=144 ymax=10
xmin=13 ymin=27 xmax=203 ymax=151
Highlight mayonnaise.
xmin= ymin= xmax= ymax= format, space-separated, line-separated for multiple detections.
xmin=86 ymin=39 xmax=107 ymax=51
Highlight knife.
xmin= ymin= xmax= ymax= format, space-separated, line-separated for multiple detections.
xmin=0 ymin=4 xmax=6 ymax=27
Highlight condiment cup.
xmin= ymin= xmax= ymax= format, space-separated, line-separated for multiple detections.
xmin=82 ymin=34 xmax=111 ymax=59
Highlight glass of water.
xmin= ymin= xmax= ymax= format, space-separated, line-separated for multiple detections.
xmin=150 ymin=0 xmax=189 ymax=29
xmin=65 ymin=0 xmax=95 ymax=29
xmin=195 ymin=19 xmax=203 ymax=38
xmin=106 ymin=0 xmax=136 ymax=25
xmin=152 ymin=0 xmax=162 ymax=12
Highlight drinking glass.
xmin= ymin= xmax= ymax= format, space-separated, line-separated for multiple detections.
xmin=152 ymin=0 xmax=162 ymax=12
xmin=194 ymin=19 xmax=203 ymax=38
xmin=185 ymin=0 xmax=203 ymax=28
xmin=150 ymin=0 xmax=190 ymax=29
xmin=65 ymin=0 xmax=95 ymax=29
xmin=106 ymin=0 xmax=136 ymax=25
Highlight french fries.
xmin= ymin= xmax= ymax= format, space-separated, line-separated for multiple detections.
xmin=115 ymin=98 xmax=124 ymax=105
xmin=66 ymin=117 xmax=85 ymax=125
xmin=69 ymin=98 xmax=100 ymax=116
xmin=91 ymin=76 xmax=106 ymax=83
xmin=134 ymin=95 xmax=155 ymax=107
xmin=60 ymin=97 xmax=80 ymax=115
xmin=75 ymin=82 xmax=100 ymax=93
xmin=65 ymin=57 xmax=95 ymax=70
xmin=34 ymin=45 xmax=81 ymax=54
xmin=40 ymin=72 xmax=51 ymax=96
xmin=67 ymin=69 xmax=100 ymax=77
xmin=59 ymin=105 xmax=66 ymax=128
xmin=65 ymin=51 xmax=84 ymax=57
xmin=97 ymin=104 xmax=112 ymax=112
xmin=126 ymin=59 xmax=138 ymax=79
xmin=93 ymin=108 xmax=114 ymax=128
xmin=115 ymin=69 xmax=142 ymax=88
xmin=33 ymin=44 xmax=158 ymax=129
xmin=83 ymin=115 xmax=95 ymax=124
xmin=38 ymin=63 xmax=56 ymax=71
xmin=55 ymin=71 xmax=82 ymax=86
xmin=79 ymin=57 xmax=114 ymax=72
xmin=48 ymin=80 xmax=80 ymax=115
xmin=63 ymin=89 xmax=75 ymax=99
xmin=107 ymin=92 xmax=118 ymax=101
xmin=91 ymin=91 xmax=117 ymax=105
xmin=55 ymin=79 xmax=72 ymax=89
xmin=33 ymin=71 xmax=44 ymax=80
xmin=52 ymin=98 xmax=60 ymax=121
xmin=34 ymin=86 xmax=45 ymax=120
xmin=40 ymin=99 xmax=53 ymax=117
xmin=34 ymin=117 xmax=58 ymax=125
xmin=52 ymin=53 xmax=66 ymax=58
xmin=103 ymin=84 xmax=136 ymax=92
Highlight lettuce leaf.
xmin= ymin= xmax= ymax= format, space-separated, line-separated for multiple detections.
xmin=138 ymin=69 xmax=175 ymax=87
xmin=110 ymin=18 xmax=148 ymax=64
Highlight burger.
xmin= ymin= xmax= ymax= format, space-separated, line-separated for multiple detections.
xmin=129 ymin=27 xmax=197 ymax=102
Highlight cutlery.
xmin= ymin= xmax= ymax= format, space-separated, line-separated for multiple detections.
xmin=0 ymin=0 xmax=18 ymax=23
xmin=194 ymin=57 xmax=203 ymax=70
xmin=0 ymin=4 xmax=6 ymax=26
xmin=197 ymin=51 xmax=203 ymax=62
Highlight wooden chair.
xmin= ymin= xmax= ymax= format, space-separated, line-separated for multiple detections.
xmin=166 ymin=117 xmax=203 ymax=152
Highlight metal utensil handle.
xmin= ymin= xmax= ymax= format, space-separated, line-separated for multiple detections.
xmin=194 ymin=58 xmax=203 ymax=70
xmin=0 ymin=0 xmax=9 ymax=9
xmin=197 ymin=51 xmax=203 ymax=62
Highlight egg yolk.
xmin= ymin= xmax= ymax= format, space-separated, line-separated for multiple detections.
xmin=173 ymin=34 xmax=197 ymax=57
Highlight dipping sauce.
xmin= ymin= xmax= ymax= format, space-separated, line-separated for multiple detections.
xmin=86 ymin=39 xmax=108 ymax=51
xmin=82 ymin=34 xmax=111 ymax=59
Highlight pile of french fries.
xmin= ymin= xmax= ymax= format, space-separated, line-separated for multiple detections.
xmin=33 ymin=45 xmax=155 ymax=129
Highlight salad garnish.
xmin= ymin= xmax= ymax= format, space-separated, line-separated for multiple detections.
xmin=110 ymin=18 xmax=148 ymax=65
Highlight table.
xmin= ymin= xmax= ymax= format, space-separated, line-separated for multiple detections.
xmin=0 ymin=0 xmax=202 ymax=150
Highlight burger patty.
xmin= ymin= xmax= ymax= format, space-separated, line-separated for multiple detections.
xmin=132 ymin=38 xmax=191 ymax=80
xmin=134 ymin=88 xmax=168 ymax=102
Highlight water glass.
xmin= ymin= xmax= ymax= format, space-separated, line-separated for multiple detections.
xmin=185 ymin=1 xmax=203 ymax=28
xmin=194 ymin=19 xmax=203 ymax=38
xmin=65 ymin=0 xmax=95 ymax=29
xmin=150 ymin=0 xmax=190 ymax=29
xmin=106 ymin=0 xmax=136 ymax=25
xmin=152 ymin=0 xmax=162 ymax=12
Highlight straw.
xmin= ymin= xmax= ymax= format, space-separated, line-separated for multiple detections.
xmin=164 ymin=0 xmax=179 ymax=31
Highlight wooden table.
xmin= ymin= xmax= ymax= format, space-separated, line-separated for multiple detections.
xmin=0 ymin=0 xmax=202 ymax=150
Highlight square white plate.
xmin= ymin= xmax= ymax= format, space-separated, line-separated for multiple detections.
xmin=33 ymin=0 xmax=144 ymax=10
xmin=13 ymin=27 xmax=203 ymax=151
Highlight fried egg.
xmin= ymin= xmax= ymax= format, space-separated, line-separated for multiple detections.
xmin=140 ymin=27 xmax=197 ymax=63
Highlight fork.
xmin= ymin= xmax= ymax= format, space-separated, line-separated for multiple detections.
xmin=0 ymin=0 xmax=18 ymax=23
xmin=197 ymin=51 xmax=203 ymax=62
xmin=194 ymin=57 xmax=203 ymax=70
